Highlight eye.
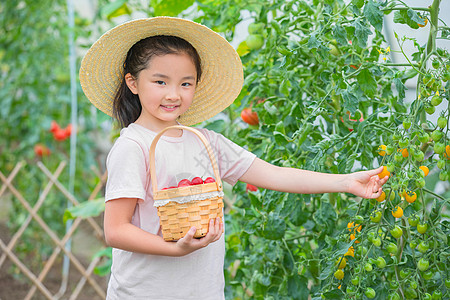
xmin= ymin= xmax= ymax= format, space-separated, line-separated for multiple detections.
xmin=181 ymin=82 xmax=191 ymax=87
xmin=155 ymin=80 xmax=166 ymax=85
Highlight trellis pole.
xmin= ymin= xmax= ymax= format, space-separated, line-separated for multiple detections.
xmin=55 ymin=0 xmax=78 ymax=297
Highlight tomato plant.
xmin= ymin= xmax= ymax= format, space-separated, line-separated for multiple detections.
xmin=205 ymin=0 xmax=450 ymax=299
xmin=20 ymin=0 xmax=448 ymax=298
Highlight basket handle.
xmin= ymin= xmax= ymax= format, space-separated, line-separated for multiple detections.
xmin=149 ymin=125 xmax=223 ymax=195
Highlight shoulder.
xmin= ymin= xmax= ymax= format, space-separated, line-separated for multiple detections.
xmin=107 ymin=125 xmax=152 ymax=164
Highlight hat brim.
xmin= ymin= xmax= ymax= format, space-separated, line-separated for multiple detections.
xmin=79 ymin=17 xmax=243 ymax=126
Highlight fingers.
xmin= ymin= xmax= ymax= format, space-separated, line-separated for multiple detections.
xmin=367 ymin=166 xmax=384 ymax=176
xmin=181 ymin=226 xmax=196 ymax=243
xmin=207 ymin=217 xmax=223 ymax=243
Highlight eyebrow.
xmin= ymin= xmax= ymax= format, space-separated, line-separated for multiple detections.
xmin=152 ymin=73 xmax=196 ymax=81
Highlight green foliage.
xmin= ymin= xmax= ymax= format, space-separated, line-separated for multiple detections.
xmin=5 ymin=0 xmax=449 ymax=298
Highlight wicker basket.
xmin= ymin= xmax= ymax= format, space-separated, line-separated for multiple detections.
xmin=149 ymin=125 xmax=224 ymax=241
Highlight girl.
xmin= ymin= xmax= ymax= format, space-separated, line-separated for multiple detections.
xmin=80 ymin=17 xmax=388 ymax=299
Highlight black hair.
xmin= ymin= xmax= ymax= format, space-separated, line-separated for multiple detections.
xmin=112 ymin=35 xmax=202 ymax=128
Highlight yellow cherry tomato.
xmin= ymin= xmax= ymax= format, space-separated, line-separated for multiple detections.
xmin=392 ymin=206 xmax=403 ymax=218
xmin=376 ymin=191 xmax=386 ymax=202
xmin=378 ymin=166 xmax=391 ymax=179
xmin=378 ymin=145 xmax=387 ymax=156
xmin=419 ymin=166 xmax=429 ymax=177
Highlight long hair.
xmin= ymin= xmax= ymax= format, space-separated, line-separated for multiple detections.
xmin=113 ymin=35 xmax=202 ymax=128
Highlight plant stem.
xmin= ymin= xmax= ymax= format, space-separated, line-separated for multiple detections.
xmin=381 ymin=7 xmax=430 ymax=12
xmin=426 ymin=0 xmax=441 ymax=55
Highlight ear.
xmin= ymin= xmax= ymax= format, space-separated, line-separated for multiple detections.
xmin=125 ymin=73 xmax=138 ymax=94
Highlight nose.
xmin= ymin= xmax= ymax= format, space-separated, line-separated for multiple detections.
xmin=165 ymin=85 xmax=181 ymax=101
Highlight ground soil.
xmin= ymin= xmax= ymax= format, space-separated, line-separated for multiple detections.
xmin=0 ymin=222 xmax=108 ymax=300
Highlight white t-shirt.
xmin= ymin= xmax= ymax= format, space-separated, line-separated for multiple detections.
xmin=105 ymin=123 xmax=256 ymax=299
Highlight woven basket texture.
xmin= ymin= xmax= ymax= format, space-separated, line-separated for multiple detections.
xmin=149 ymin=125 xmax=224 ymax=241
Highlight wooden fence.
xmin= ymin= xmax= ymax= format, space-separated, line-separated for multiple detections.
xmin=0 ymin=161 xmax=108 ymax=299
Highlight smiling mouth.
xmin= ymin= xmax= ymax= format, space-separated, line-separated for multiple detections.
xmin=161 ymin=105 xmax=179 ymax=109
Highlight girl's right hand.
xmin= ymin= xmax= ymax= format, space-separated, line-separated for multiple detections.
xmin=174 ymin=217 xmax=223 ymax=256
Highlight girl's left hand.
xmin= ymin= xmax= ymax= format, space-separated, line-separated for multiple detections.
xmin=346 ymin=166 xmax=388 ymax=199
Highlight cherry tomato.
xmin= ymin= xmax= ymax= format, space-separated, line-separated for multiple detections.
xmin=400 ymin=269 xmax=410 ymax=279
xmin=403 ymin=120 xmax=412 ymax=130
xmin=434 ymin=142 xmax=445 ymax=154
xmin=431 ymin=95 xmax=442 ymax=106
xmin=390 ymin=225 xmax=403 ymax=238
xmin=376 ymin=191 xmax=386 ymax=202
xmin=386 ymin=242 xmax=398 ymax=254
xmin=422 ymin=271 xmax=433 ymax=280
xmin=191 ymin=177 xmax=203 ymax=185
xmin=351 ymin=276 xmax=359 ymax=285
xmin=431 ymin=130 xmax=443 ymax=142
xmin=354 ymin=215 xmax=364 ymax=224
xmin=418 ymin=258 xmax=429 ymax=271
xmin=386 ymin=144 xmax=395 ymax=155
xmin=408 ymin=215 xmax=419 ymax=227
xmin=334 ymin=269 xmax=344 ymax=280
xmin=392 ymin=206 xmax=404 ymax=218
xmin=437 ymin=116 xmax=447 ymax=129
xmin=364 ymin=262 xmax=373 ymax=272
xmin=415 ymin=178 xmax=426 ymax=189
xmin=177 ymin=179 xmax=192 ymax=187
xmin=203 ymin=177 xmax=216 ymax=183
xmin=372 ymin=237 xmax=381 ymax=247
xmin=432 ymin=290 xmax=442 ymax=300
xmin=417 ymin=240 xmax=430 ymax=253
xmin=370 ymin=210 xmax=382 ymax=223
xmin=389 ymin=292 xmax=401 ymax=300
xmin=403 ymin=191 xmax=417 ymax=203
xmin=417 ymin=223 xmax=428 ymax=234
xmin=378 ymin=145 xmax=387 ymax=156
xmin=375 ymin=257 xmax=386 ymax=268
xmin=423 ymin=293 xmax=432 ymax=300
xmin=246 ymin=34 xmax=264 ymax=50
xmin=414 ymin=150 xmax=425 ymax=162
xmin=365 ymin=287 xmax=376 ymax=299
xmin=335 ymin=257 xmax=346 ymax=269
xmin=240 ymin=108 xmax=259 ymax=125
xmin=418 ymin=132 xmax=430 ymax=143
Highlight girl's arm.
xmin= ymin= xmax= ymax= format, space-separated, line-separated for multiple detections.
xmin=104 ymin=197 xmax=223 ymax=256
xmin=239 ymin=158 xmax=388 ymax=199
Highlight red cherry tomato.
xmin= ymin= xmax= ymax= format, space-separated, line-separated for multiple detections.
xmin=246 ymin=184 xmax=258 ymax=192
xmin=241 ymin=108 xmax=259 ymax=126
xmin=177 ymin=179 xmax=191 ymax=187
xmin=203 ymin=177 xmax=216 ymax=183
xmin=191 ymin=177 xmax=203 ymax=185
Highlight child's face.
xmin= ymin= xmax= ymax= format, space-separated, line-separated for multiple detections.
xmin=126 ymin=52 xmax=197 ymax=130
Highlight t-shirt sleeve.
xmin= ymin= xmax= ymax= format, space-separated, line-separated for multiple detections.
xmin=201 ymin=129 xmax=256 ymax=186
xmin=105 ymin=137 xmax=148 ymax=202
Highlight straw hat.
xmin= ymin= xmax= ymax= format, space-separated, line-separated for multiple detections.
xmin=79 ymin=17 xmax=243 ymax=126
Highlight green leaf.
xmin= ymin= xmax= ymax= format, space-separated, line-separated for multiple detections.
xmin=332 ymin=25 xmax=348 ymax=45
xmin=307 ymin=33 xmax=321 ymax=49
xmin=323 ymin=289 xmax=345 ymax=299
xmin=357 ymin=69 xmax=377 ymax=97
xmin=100 ymin=0 xmax=129 ymax=19
xmin=204 ymin=119 xmax=226 ymax=133
xmin=353 ymin=19 xmax=372 ymax=47
xmin=151 ymin=0 xmax=194 ymax=16
xmin=287 ymin=275 xmax=309 ymax=300
xmin=263 ymin=211 xmax=286 ymax=240
xmin=364 ymin=0 xmax=383 ymax=32
xmin=393 ymin=9 xmax=419 ymax=29
xmin=313 ymin=201 xmax=337 ymax=228
xmin=352 ymin=0 xmax=364 ymax=9
xmin=341 ymin=90 xmax=359 ymax=115
xmin=394 ymin=78 xmax=406 ymax=100
xmin=63 ymin=198 xmax=105 ymax=223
